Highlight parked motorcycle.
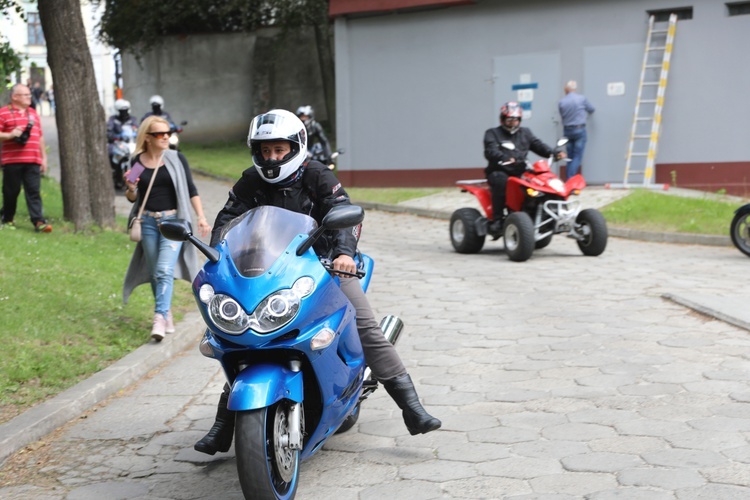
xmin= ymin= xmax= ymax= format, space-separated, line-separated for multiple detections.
xmin=159 ymin=204 xmax=401 ymax=500
xmin=730 ymin=204 xmax=750 ymax=257
xmin=109 ymin=123 xmax=137 ymax=190
xmin=168 ymin=120 xmax=188 ymax=150
xmin=450 ymin=139 xmax=608 ymax=262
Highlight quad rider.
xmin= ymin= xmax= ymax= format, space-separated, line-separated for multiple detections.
xmin=483 ymin=101 xmax=565 ymax=233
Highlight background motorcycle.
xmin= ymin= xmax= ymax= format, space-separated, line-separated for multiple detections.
xmin=168 ymin=120 xmax=188 ymax=150
xmin=730 ymin=204 xmax=750 ymax=257
xmin=308 ymin=143 xmax=344 ymax=171
xmin=109 ymin=123 xmax=137 ymax=190
xmin=450 ymin=139 xmax=608 ymax=262
xmin=160 ymin=205 xmax=401 ymax=500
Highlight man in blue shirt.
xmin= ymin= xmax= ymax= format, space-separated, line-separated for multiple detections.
xmin=558 ymin=81 xmax=595 ymax=179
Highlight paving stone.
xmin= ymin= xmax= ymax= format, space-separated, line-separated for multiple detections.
xmin=618 ymin=468 xmax=706 ymax=489
xmin=561 ymin=451 xmax=643 ymax=472
xmin=641 ymin=448 xmax=726 ymax=468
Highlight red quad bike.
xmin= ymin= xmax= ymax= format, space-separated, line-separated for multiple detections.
xmin=450 ymin=139 xmax=608 ymax=262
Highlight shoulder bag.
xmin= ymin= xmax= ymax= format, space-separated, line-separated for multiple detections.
xmin=129 ymin=162 xmax=160 ymax=242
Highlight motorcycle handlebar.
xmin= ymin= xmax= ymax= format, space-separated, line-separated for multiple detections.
xmin=320 ymin=259 xmax=366 ymax=279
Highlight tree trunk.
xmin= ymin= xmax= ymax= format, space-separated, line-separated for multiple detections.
xmin=38 ymin=0 xmax=115 ymax=230
xmin=313 ymin=21 xmax=335 ymax=134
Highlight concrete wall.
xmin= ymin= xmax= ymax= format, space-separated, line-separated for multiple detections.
xmin=334 ymin=0 xmax=750 ymax=192
xmin=122 ymin=28 xmax=329 ymax=144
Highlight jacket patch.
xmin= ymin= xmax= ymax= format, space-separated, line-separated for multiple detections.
xmin=332 ymin=182 xmax=342 ymax=194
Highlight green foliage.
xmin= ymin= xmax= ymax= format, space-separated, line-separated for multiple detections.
xmin=601 ymin=189 xmax=739 ymax=235
xmin=0 ymin=0 xmax=25 ymax=84
xmin=98 ymin=0 xmax=328 ymax=56
xmin=0 ymin=177 xmax=195 ymax=419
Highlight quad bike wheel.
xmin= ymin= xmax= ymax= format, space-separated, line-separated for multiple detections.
xmin=450 ymin=208 xmax=486 ymax=254
xmin=730 ymin=209 xmax=750 ymax=257
xmin=503 ymin=212 xmax=535 ymax=262
xmin=575 ymin=209 xmax=608 ymax=256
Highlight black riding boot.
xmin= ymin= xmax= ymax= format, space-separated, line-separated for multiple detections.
xmin=194 ymin=384 xmax=235 ymax=455
xmin=383 ymin=374 xmax=441 ymax=435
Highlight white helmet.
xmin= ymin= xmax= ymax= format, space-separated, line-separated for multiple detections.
xmin=149 ymin=95 xmax=164 ymax=106
xmin=248 ymin=109 xmax=308 ymax=184
xmin=295 ymin=105 xmax=313 ymax=118
xmin=114 ymin=99 xmax=130 ymax=111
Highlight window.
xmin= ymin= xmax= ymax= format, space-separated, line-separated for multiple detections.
xmin=27 ymin=12 xmax=45 ymax=46
xmin=647 ymin=7 xmax=693 ymax=22
xmin=727 ymin=2 xmax=750 ymax=16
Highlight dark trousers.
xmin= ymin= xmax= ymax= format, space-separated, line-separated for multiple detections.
xmin=487 ymin=170 xmax=510 ymax=222
xmin=563 ymin=126 xmax=587 ymax=178
xmin=1 ymin=163 xmax=45 ymax=225
xmin=340 ymin=276 xmax=407 ymax=382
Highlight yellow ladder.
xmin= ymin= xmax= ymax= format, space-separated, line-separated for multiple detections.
xmin=621 ymin=13 xmax=677 ymax=188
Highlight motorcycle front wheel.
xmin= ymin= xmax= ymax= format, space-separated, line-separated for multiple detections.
xmin=235 ymin=401 xmax=299 ymax=500
xmin=730 ymin=210 xmax=750 ymax=257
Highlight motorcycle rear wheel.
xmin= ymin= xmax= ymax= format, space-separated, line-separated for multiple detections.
xmin=235 ymin=401 xmax=299 ymax=500
xmin=450 ymin=208 xmax=486 ymax=254
xmin=503 ymin=212 xmax=535 ymax=262
xmin=730 ymin=210 xmax=750 ymax=257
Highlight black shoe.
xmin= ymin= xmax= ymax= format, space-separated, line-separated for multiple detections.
xmin=383 ymin=374 xmax=441 ymax=435
xmin=488 ymin=219 xmax=504 ymax=234
xmin=194 ymin=385 xmax=235 ymax=455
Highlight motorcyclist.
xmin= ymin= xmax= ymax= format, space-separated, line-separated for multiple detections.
xmin=107 ymin=99 xmax=138 ymax=163
xmin=193 ymin=109 xmax=441 ymax=456
xmin=484 ymin=101 xmax=566 ymax=233
xmin=296 ymin=105 xmax=332 ymax=164
xmin=140 ymin=95 xmax=174 ymax=126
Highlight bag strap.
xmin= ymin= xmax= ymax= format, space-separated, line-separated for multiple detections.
xmin=136 ymin=159 xmax=162 ymax=218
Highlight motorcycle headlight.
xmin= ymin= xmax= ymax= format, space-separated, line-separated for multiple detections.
xmin=206 ymin=277 xmax=315 ymax=335
xmin=169 ymin=134 xmax=179 ymax=147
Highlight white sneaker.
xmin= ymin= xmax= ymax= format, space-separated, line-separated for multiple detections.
xmin=151 ymin=314 xmax=166 ymax=341
xmin=165 ymin=310 xmax=175 ymax=334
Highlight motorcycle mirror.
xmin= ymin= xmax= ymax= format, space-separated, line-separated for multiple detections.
xmin=322 ymin=205 xmax=365 ymax=230
xmin=159 ymin=219 xmax=220 ymax=263
xmin=180 ymin=120 xmax=188 ymax=126
xmin=501 ymin=141 xmax=516 ymax=151
xmin=297 ymin=205 xmax=365 ymax=256
xmin=557 ymin=138 xmax=569 ymax=147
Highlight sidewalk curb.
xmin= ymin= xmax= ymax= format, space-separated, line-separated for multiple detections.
xmin=355 ymin=201 xmax=732 ymax=248
xmin=0 ymin=312 xmax=206 ymax=465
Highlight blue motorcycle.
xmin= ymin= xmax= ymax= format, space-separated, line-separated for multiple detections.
xmin=159 ymin=205 xmax=402 ymax=500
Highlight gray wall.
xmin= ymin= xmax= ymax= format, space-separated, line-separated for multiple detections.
xmin=335 ymin=0 xmax=750 ymax=185
xmin=122 ymin=29 xmax=329 ymax=144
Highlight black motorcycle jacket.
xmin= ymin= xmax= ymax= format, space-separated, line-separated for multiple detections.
xmin=484 ymin=126 xmax=554 ymax=177
xmin=306 ymin=120 xmax=333 ymax=161
xmin=210 ymin=161 xmax=358 ymax=259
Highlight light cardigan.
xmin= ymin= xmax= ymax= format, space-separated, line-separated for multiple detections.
xmin=122 ymin=149 xmax=203 ymax=304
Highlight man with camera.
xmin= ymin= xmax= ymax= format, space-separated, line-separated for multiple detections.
xmin=0 ymin=83 xmax=51 ymax=232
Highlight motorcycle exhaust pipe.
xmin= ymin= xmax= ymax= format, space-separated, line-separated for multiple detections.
xmin=379 ymin=315 xmax=404 ymax=345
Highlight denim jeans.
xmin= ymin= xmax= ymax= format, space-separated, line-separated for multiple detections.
xmin=140 ymin=213 xmax=182 ymax=318
xmin=1 ymin=163 xmax=45 ymax=225
xmin=563 ymin=126 xmax=587 ymax=178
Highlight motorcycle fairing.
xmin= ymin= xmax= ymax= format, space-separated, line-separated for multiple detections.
xmin=228 ymin=363 xmax=304 ymax=410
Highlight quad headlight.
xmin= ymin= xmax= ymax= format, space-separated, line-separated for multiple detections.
xmin=199 ymin=277 xmax=315 ymax=335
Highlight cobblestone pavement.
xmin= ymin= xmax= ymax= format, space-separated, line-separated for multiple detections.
xmin=3 ymin=203 xmax=750 ymax=499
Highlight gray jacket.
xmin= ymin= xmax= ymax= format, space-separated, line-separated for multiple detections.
xmin=122 ymin=149 xmax=202 ymax=304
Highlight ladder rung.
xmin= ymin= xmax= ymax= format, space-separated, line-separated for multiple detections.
xmin=640 ymin=99 xmax=657 ymax=103
xmin=636 ymin=117 xmax=653 ymax=121
xmin=627 ymin=170 xmax=646 ymax=175
xmin=647 ymin=46 xmax=666 ymax=51
xmin=631 ymin=153 xmax=649 ymax=157
xmin=633 ymin=135 xmax=651 ymax=139
xmin=645 ymin=64 xmax=662 ymax=68
xmin=651 ymin=29 xmax=669 ymax=34
xmin=642 ymin=82 xmax=660 ymax=86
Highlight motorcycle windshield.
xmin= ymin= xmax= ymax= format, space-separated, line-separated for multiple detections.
xmin=219 ymin=206 xmax=318 ymax=278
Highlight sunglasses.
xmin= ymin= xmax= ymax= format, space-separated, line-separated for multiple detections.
xmin=147 ymin=131 xmax=172 ymax=139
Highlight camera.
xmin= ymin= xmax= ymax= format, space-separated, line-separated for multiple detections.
xmin=13 ymin=120 xmax=34 ymax=146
